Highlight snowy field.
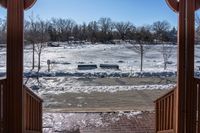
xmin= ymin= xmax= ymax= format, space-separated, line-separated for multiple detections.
xmin=0 ymin=43 xmax=200 ymax=76
xmin=0 ymin=44 xmax=200 ymax=75
xmin=0 ymin=43 xmax=197 ymax=111
xmin=0 ymin=43 xmax=179 ymax=77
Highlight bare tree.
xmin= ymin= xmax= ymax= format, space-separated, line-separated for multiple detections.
xmin=98 ymin=17 xmax=113 ymax=42
xmin=87 ymin=21 xmax=99 ymax=43
xmin=196 ymin=14 xmax=200 ymax=44
xmin=25 ymin=14 xmax=40 ymax=70
xmin=159 ymin=44 xmax=173 ymax=70
xmin=50 ymin=18 xmax=76 ymax=42
xmin=114 ymin=22 xmax=133 ymax=40
xmin=133 ymin=26 xmax=153 ymax=72
xmin=152 ymin=21 xmax=173 ymax=69
xmin=152 ymin=21 xmax=171 ymax=43
xmin=0 ymin=18 xmax=6 ymax=44
xmin=35 ymin=18 xmax=50 ymax=72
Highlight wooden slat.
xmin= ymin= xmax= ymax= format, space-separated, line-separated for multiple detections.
xmin=157 ymin=129 xmax=174 ymax=133
xmin=155 ymin=88 xmax=175 ymax=132
xmin=170 ymin=94 xmax=173 ymax=129
xmin=166 ymin=97 xmax=169 ymax=130
xmin=24 ymin=86 xmax=43 ymax=133
xmin=26 ymin=130 xmax=41 ymax=133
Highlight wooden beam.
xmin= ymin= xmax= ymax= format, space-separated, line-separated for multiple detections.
xmin=176 ymin=0 xmax=197 ymax=133
xmin=165 ymin=0 xmax=179 ymax=13
xmin=0 ymin=0 xmax=6 ymax=8
xmin=196 ymin=0 xmax=200 ymax=10
xmin=3 ymin=0 xmax=25 ymax=132
xmin=185 ymin=0 xmax=197 ymax=132
xmin=0 ymin=0 xmax=37 ymax=10
xmin=24 ymin=0 xmax=37 ymax=10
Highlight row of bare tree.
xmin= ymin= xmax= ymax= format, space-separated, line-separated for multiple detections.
xmin=23 ymin=17 xmax=177 ymax=44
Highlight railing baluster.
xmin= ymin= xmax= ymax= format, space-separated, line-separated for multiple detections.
xmin=0 ymin=80 xmax=43 ymax=132
xmin=155 ymin=88 xmax=176 ymax=133
xmin=24 ymin=85 xmax=43 ymax=132
xmin=0 ymin=79 xmax=5 ymax=133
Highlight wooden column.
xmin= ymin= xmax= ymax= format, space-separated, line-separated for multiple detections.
xmin=166 ymin=0 xmax=200 ymax=132
xmin=0 ymin=0 xmax=36 ymax=132
xmin=5 ymin=0 xmax=25 ymax=132
xmin=178 ymin=0 xmax=196 ymax=132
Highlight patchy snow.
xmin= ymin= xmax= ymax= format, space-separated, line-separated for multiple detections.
xmin=26 ymin=77 xmax=175 ymax=94
xmin=43 ymin=111 xmax=143 ymax=133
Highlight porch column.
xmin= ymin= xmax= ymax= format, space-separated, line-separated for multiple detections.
xmin=166 ymin=0 xmax=200 ymax=132
xmin=0 ymin=0 xmax=36 ymax=132
xmin=5 ymin=0 xmax=25 ymax=132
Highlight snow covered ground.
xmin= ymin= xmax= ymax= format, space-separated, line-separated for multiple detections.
xmin=0 ymin=43 xmax=190 ymax=111
xmin=0 ymin=43 xmax=199 ymax=77
xmin=26 ymin=77 xmax=175 ymax=95
xmin=0 ymin=43 xmax=200 ymax=77
xmin=0 ymin=44 xmax=180 ymax=77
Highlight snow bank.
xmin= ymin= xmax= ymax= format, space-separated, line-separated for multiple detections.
xmin=26 ymin=77 xmax=175 ymax=94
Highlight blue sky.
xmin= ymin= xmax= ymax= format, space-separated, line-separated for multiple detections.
xmin=0 ymin=0 xmax=178 ymax=26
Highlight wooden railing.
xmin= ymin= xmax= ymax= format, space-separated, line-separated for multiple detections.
xmin=24 ymin=86 xmax=43 ymax=133
xmin=196 ymin=78 xmax=200 ymax=133
xmin=0 ymin=79 xmax=43 ymax=133
xmin=0 ymin=79 xmax=5 ymax=132
xmin=155 ymin=87 xmax=176 ymax=133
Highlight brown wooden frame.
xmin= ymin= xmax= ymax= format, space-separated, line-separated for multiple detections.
xmin=156 ymin=0 xmax=200 ymax=132
xmin=1 ymin=0 xmax=200 ymax=132
xmin=0 ymin=0 xmax=37 ymax=132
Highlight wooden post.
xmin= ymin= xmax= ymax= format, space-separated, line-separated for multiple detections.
xmin=0 ymin=0 xmax=36 ymax=132
xmin=166 ymin=0 xmax=200 ymax=132
xmin=5 ymin=0 xmax=25 ymax=132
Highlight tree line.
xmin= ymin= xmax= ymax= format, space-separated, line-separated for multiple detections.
xmin=0 ymin=17 xmax=179 ymax=73
xmin=23 ymin=17 xmax=177 ymax=44
xmin=3 ymin=16 xmax=200 ymax=73
xmin=0 ymin=17 xmax=178 ymax=44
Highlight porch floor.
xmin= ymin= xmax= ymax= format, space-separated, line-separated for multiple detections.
xmin=43 ymin=111 xmax=155 ymax=133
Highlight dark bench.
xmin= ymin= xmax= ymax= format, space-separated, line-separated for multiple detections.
xmin=78 ymin=65 xmax=98 ymax=70
xmin=100 ymin=64 xmax=119 ymax=69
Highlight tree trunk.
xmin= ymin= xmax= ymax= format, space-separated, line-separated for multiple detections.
xmin=38 ymin=52 xmax=41 ymax=72
xmin=164 ymin=62 xmax=167 ymax=70
xmin=140 ymin=45 xmax=143 ymax=72
xmin=32 ymin=43 xmax=35 ymax=70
